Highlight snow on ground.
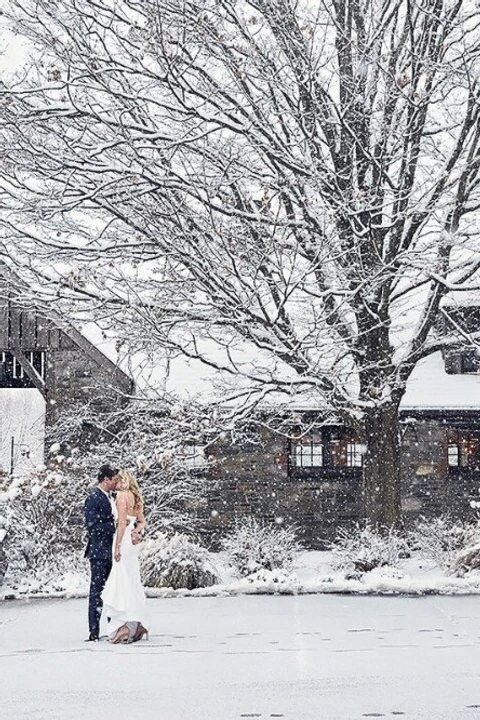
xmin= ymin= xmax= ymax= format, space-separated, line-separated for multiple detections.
xmin=4 ymin=551 xmax=480 ymax=600
xmin=2 ymin=594 xmax=480 ymax=719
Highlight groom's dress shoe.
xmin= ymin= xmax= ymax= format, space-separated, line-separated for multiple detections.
xmin=85 ymin=633 xmax=99 ymax=642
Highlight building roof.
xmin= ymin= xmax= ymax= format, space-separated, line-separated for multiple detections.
xmin=401 ymin=352 xmax=480 ymax=411
xmin=80 ymin=320 xmax=480 ymax=412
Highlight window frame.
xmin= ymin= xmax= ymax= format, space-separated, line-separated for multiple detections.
xmin=447 ymin=429 xmax=480 ymax=470
xmin=289 ymin=427 xmax=364 ymax=478
xmin=293 ymin=432 xmax=324 ymax=469
xmin=183 ymin=442 xmax=208 ymax=472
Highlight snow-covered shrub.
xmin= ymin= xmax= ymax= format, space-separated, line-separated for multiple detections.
xmin=331 ymin=523 xmax=410 ymax=575
xmin=1 ymin=463 xmax=91 ymax=589
xmin=243 ymin=568 xmax=301 ymax=593
xmin=410 ymin=516 xmax=480 ymax=571
xmin=450 ymin=543 xmax=480 ymax=577
xmin=221 ymin=517 xmax=301 ymax=577
xmin=2 ymin=550 xmax=88 ymax=595
xmin=139 ymin=532 xmax=220 ymax=590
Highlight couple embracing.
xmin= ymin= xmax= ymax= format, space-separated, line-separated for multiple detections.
xmin=84 ymin=464 xmax=149 ymax=644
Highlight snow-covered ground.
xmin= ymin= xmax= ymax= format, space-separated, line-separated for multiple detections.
xmin=4 ymin=550 xmax=480 ymax=600
xmin=2 ymin=594 xmax=480 ymax=719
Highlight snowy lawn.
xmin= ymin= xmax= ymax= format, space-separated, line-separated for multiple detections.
xmin=2 ymin=594 xmax=480 ymax=720
xmin=4 ymin=550 xmax=480 ymax=599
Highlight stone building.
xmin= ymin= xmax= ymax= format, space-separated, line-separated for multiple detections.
xmin=199 ymin=341 xmax=480 ymax=548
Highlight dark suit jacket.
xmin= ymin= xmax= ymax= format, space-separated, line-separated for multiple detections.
xmin=84 ymin=487 xmax=116 ymax=560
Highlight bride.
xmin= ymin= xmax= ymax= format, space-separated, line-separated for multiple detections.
xmin=101 ymin=470 xmax=149 ymax=643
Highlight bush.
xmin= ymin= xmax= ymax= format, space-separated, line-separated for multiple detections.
xmin=1 ymin=467 xmax=89 ymax=589
xmin=139 ymin=532 xmax=220 ymax=590
xmin=3 ymin=551 xmax=88 ymax=594
xmin=221 ymin=517 xmax=301 ymax=577
xmin=450 ymin=543 xmax=480 ymax=577
xmin=409 ymin=516 xmax=480 ymax=571
xmin=331 ymin=523 xmax=410 ymax=575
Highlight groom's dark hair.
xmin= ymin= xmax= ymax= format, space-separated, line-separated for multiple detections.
xmin=97 ymin=464 xmax=119 ymax=482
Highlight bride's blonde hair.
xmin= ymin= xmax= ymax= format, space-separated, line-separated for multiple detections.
xmin=118 ymin=470 xmax=144 ymax=512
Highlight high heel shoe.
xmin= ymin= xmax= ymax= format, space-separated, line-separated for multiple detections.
xmin=130 ymin=623 xmax=148 ymax=642
xmin=109 ymin=624 xmax=130 ymax=644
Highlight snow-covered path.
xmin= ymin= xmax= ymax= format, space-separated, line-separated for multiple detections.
xmin=1 ymin=594 xmax=480 ymax=719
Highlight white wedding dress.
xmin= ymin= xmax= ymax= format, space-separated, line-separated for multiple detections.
xmin=101 ymin=513 xmax=149 ymax=640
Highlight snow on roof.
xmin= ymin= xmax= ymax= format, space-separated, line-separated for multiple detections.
xmin=80 ymin=319 xmax=480 ymax=412
xmin=401 ymin=352 xmax=480 ymax=410
xmin=79 ymin=322 xmax=218 ymax=401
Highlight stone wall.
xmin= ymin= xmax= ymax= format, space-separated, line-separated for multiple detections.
xmin=201 ymin=426 xmax=362 ymax=549
xmin=400 ymin=419 xmax=479 ymax=524
xmin=45 ymin=340 xmax=132 ymax=422
xmin=199 ymin=419 xmax=480 ymax=549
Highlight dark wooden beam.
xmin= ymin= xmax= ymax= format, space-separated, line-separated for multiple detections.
xmin=10 ymin=350 xmax=46 ymax=397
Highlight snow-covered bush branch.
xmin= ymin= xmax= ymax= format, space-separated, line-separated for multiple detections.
xmin=0 ymin=461 xmax=90 ymax=590
xmin=331 ymin=523 xmax=410 ymax=576
xmin=140 ymin=532 xmax=220 ymax=590
xmin=221 ymin=517 xmax=302 ymax=577
xmin=409 ymin=516 xmax=480 ymax=573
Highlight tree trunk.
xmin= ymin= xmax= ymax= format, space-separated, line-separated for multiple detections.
xmin=362 ymin=403 xmax=402 ymax=529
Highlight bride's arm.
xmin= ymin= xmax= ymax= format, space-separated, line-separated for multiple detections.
xmin=114 ymin=492 xmax=128 ymax=562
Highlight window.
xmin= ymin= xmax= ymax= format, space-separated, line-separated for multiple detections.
xmin=330 ymin=431 xmax=365 ymax=468
xmin=184 ymin=443 xmax=207 ymax=471
xmin=291 ymin=428 xmax=363 ymax=472
xmin=293 ymin=433 xmax=323 ymax=468
xmin=447 ymin=430 xmax=480 ymax=469
xmin=346 ymin=442 xmax=364 ymax=467
xmin=447 ymin=444 xmax=459 ymax=467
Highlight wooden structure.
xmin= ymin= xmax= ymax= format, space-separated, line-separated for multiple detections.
xmin=0 ymin=264 xmax=132 ymax=423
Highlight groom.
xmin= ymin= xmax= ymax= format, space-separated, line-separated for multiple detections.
xmin=84 ymin=464 xmax=119 ymax=641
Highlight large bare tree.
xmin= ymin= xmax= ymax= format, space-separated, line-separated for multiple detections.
xmin=1 ymin=0 xmax=480 ymax=527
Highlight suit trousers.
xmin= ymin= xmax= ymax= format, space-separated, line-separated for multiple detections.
xmin=88 ymin=558 xmax=112 ymax=636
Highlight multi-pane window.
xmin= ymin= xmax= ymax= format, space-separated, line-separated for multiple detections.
xmin=331 ymin=432 xmax=365 ymax=468
xmin=184 ymin=443 xmax=207 ymax=471
xmin=294 ymin=433 xmax=323 ymax=468
xmin=291 ymin=429 xmax=364 ymax=472
xmin=447 ymin=430 xmax=480 ymax=469
xmin=346 ymin=442 xmax=364 ymax=467
xmin=447 ymin=444 xmax=460 ymax=467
